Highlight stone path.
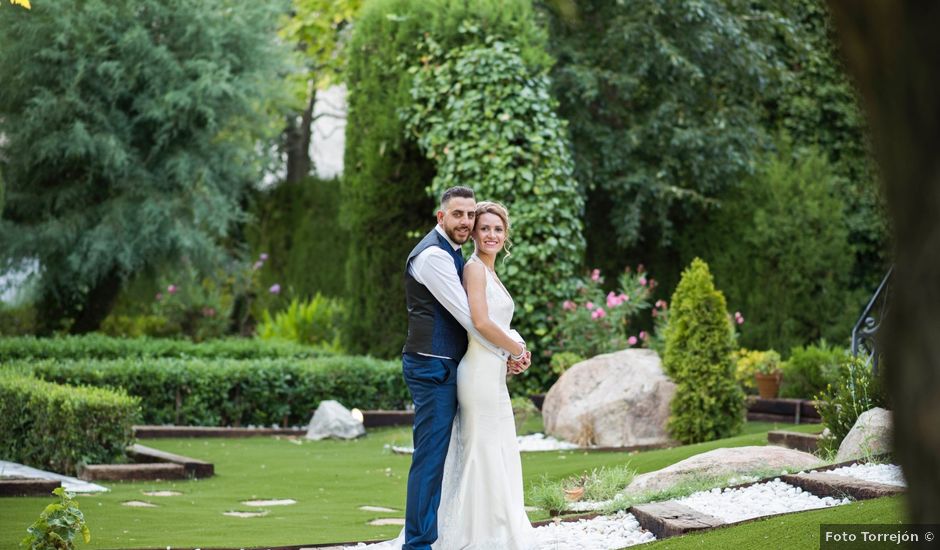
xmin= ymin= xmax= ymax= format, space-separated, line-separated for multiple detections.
xmin=0 ymin=460 xmax=108 ymax=493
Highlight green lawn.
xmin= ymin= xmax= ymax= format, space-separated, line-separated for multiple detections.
xmin=0 ymin=421 xmax=823 ymax=549
xmin=645 ymin=496 xmax=907 ymax=549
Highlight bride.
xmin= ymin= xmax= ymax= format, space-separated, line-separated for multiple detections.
xmin=362 ymin=201 xmax=535 ymax=549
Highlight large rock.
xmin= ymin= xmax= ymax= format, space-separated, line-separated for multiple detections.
xmin=542 ymin=349 xmax=676 ymax=447
xmin=305 ymin=400 xmax=366 ymax=440
xmin=623 ymin=446 xmax=824 ymax=496
xmin=836 ymin=407 xmax=893 ymax=462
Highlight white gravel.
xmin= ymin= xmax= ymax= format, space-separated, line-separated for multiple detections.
xmin=532 ymin=511 xmax=655 ymax=549
xmin=675 ymin=479 xmax=850 ymax=523
xmin=823 ymin=463 xmax=906 ymax=487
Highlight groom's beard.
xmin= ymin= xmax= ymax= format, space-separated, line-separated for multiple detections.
xmin=446 ymin=226 xmax=471 ymax=245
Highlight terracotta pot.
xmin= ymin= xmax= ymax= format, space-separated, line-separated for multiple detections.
xmin=564 ymin=487 xmax=585 ymax=502
xmin=754 ymin=372 xmax=783 ymax=399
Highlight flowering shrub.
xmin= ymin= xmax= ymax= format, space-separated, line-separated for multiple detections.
xmin=548 ymin=266 xmax=655 ymax=360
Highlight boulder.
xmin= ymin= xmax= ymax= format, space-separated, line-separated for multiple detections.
xmin=305 ymin=400 xmax=366 ymax=440
xmin=836 ymin=407 xmax=893 ymax=462
xmin=623 ymin=446 xmax=824 ymax=496
xmin=542 ymin=349 xmax=676 ymax=447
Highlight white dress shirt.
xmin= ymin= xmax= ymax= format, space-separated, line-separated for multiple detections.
xmin=408 ymin=225 xmax=523 ymax=361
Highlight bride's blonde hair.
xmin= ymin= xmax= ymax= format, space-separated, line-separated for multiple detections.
xmin=473 ymin=201 xmax=512 ymax=261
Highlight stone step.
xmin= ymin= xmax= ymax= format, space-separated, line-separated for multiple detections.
xmin=0 ymin=478 xmax=61 ymax=497
xmin=781 ymin=472 xmax=905 ymax=500
xmin=127 ymin=443 xmax=214 ymax=478
xmin=79 ymin=462 xmax=187 ymax=481
xmin=629 ymin=501 xmax=726 ymax=538
xmin=767 ymin=430 xmax=822 ymax=453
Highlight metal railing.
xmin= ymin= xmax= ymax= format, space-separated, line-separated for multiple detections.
xmin=851 ymin=266 xmax=893 ymax=376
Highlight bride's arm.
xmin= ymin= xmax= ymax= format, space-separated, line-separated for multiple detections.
xmin=463 ymin=262 xmax=525 ymax=357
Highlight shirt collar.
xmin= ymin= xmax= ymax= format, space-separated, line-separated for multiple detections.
xmin=435 ymin=224 xmax=462 ymax=251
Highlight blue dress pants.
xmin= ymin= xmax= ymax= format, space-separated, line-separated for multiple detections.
xmin=401 ymin=352 xmax=459 ymax=550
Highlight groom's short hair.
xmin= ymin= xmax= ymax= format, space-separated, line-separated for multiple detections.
xmin=440 ymin=186 xmax=475 ymax=209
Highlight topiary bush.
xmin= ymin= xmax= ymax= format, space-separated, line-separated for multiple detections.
xmin=29 ymin=355 xmax=408 ymax=426
xmin=0 ymin=374 xmax=139 ymax=476
xmin=664 ymin=258 xmax=745 ymax=444
xmin=780 ymin=340 xmax=846 ymax=399
xmin=342 ymin=0 xmax=551 ymax=357
xmin=403 ymin=32 xmax=586 ymax=367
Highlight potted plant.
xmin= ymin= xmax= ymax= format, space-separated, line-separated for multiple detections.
xmin=753 ymin=350 xmax=783 ymax=399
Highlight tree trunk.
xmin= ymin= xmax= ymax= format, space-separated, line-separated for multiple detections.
xmin=70 ymin=268 xmax=124 ymax=334
xmin=828 ymin=1 xmax=940 ymax=523
xmin=284 ymin=83 xmax=316 ymax=184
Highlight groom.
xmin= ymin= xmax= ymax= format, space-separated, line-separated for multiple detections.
xmin=401 ymin=185 xmax=529 ymax=550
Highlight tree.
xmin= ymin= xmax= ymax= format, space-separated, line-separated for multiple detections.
xmin=664 ymin=258 xmax=745 ymax=444
xmin=828 ymin=0 xmax=940 ymax=524
xmin=0 ymin=0 xmax=290 ymax=333
xmin=544 ymin=0 xmax=788 ymax=255
xmin=278 ymin=0 xmax=362 ymax=183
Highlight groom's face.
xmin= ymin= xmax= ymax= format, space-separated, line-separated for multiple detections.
xmin=437 ymin=197 xmax=476 ymax=245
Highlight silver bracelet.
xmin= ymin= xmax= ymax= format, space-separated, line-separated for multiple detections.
xmin=510 ymin=348 xmax=526 ymax=361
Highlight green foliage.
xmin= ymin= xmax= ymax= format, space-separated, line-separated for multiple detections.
xmin=0 ymin=0 xmax=292 ymax=331
xmin=528 ymin=465 xmax=636 ymax=514
xmin=780 ymin=340 xmax=846 ymax=399
xmin=21 ymin=487 xmax=91 ymax=550
xmin=257 ymin=294 xmax=345 ymax=351
xmin=0 ymin=374 xmax=139 ymax=476
xmin=510 ymin=395 xmax=539 ymax=433
xmin=0 ymin=304 xmax=38 ymax=336
xmin=280 ymin=0 xmax=362 ymax=90
xmin=546 ymin=0 xmax=790 ymax=251
xmin=815 ymin=356 xmax=887 ymax=454
xmin=0 ymin=334 xmax=327 ymax=362
xmin=342 ymin=0 xmax=551 ymax=357
xmin=247 ymin=177 xmax=348 ymax=305
xmin=29 ymin=355 xmax=408 ymax=426
xmin=732 ymin=349 xmax=782 ymax=393
xmin=549 ymin=352 xmax=584 ymax=377
xmin=678 ymin=139 xmax=860 ymax=352
xmin=403 ymin=33 xmax=586 ymax=354
xmin=664 ymin=258 xmax=745 ymax=444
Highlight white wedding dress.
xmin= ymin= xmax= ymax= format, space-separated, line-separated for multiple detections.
xmin=361 ymin=255 xmax=534 ymax=550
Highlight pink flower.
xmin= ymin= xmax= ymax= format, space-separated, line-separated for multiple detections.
xmin=628 ymin=336 xmax=638 ymax=346
xmin=639 ymin=331 xmax=648 ymax=340
xmin=167 ymin=284 xmax=178 ymax=294
xmin=563 ymin=300 xmax=576 ymax=311
xmin=585 ymin=301 xmax=596 ymax=310
xmin=638 ymin=276 xmax=648 ymax=286
xmin=734 ymin=311 xmax=744 ymax=325
xmin=155 ymin=293 xmax=163 ymax=301
xmin=655 ymin=300 xmax=667 ymax=309
xmin=202 ymin=307 xmax=216 ymax=317
xmin=252 ymin=260 xmax=264 ymax=270
xmin=606 ymin=292 xmax=619 ymax=308
xmin=260 ymin=253 xmax=269 ymax=261
xmin=736 ymin=315 xmax=744 ymax=325
xmin=591 ymin=269 xmax=601 ymax=282
xmin=269 ymin=283 xmax=281 ymax=295
xmin=591 ymin=308 xmax=606 ymax=319
xmin=619 ymin=292 xmax=629 ymax=302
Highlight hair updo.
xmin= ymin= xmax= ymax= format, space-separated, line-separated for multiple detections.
xmin=473 ymin=201 xmax=512 ymax=260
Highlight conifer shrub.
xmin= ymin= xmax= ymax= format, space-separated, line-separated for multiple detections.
xmin=664 ymin=258 xmax=745 ymax=444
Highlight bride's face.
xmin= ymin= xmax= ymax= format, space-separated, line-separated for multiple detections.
xmin=472 ymin=212 xmax=506 ymax=256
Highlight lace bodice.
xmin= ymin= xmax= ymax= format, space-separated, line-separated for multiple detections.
xmin=467 ymin=254 xmax=514 ymax=331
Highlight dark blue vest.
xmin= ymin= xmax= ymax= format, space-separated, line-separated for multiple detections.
xmin=402 ymin=229 xmax=469 ymax=359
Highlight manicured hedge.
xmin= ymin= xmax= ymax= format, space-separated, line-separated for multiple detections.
xmin=0 ymin=334 xmax=328 ymax=362
xmin=0 ymin=374 xmax=140 ymax=476
xmin=31 ymin=356 xmax=409 ymax=426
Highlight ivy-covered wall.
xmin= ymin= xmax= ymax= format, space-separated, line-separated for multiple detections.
xmin=342 ymin=0 xmax=553 ymax=357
